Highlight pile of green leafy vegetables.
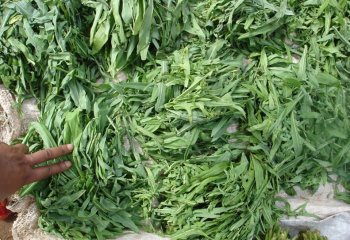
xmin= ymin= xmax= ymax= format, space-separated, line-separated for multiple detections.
xmin=0 ymin=0 xmax=349 ymax=239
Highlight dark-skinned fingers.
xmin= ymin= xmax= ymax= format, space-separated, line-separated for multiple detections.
xmin=0 ymin=142 xmax=10 ymax=150
xmin=25 ymin=144 xmax=73 ymax=166
xmin=12 ymin=144 xmax=29 ymax=154
xmin=25 ymin=161 xmax=72 ymax=184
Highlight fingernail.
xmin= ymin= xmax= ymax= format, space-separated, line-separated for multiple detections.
xmin=67 ymin=144 xmax=74 ymax=151
xmin=65 ymin=161 xmax=72 ymax=168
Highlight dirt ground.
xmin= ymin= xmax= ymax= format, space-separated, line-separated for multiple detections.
xmin=0 ymin=220 xmax=13 ymax=240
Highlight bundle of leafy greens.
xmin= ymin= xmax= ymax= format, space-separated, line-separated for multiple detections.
xmin=263 ymin=225 xmax=327 ymax=240
xmin=0 ymin=0 xmax=349 ymax=239
xmin=82 ymin=0 xmax=199 ymax=77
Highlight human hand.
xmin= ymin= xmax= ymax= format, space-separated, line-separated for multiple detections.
xmin=0 ymin=142 xmax=73 ymax=200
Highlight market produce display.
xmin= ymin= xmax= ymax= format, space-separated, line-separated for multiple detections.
xmin=0 ymin=0 xmax=349 ymax=239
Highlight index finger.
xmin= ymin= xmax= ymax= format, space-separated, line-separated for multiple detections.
xmin=26 ymin=144 xmax=74 ymax=166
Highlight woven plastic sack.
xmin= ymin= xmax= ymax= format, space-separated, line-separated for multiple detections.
xmin=0 ymin=85 xmax=39 ymax=143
